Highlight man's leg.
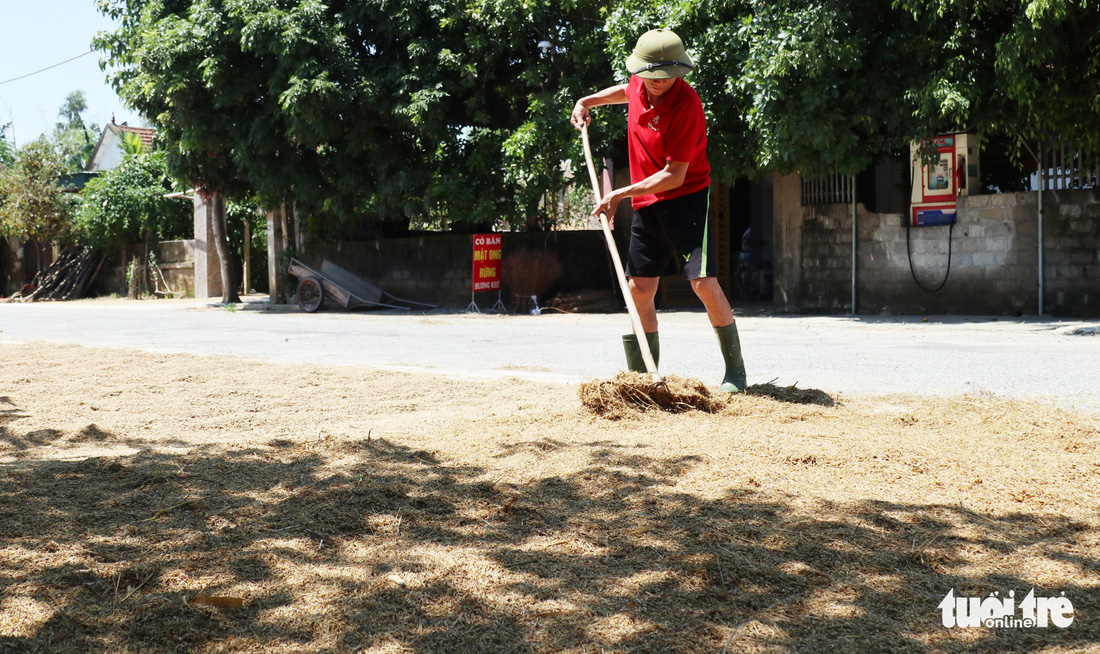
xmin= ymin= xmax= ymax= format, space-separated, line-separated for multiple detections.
xmin=628 ymin=276 xmax=660 ymax=332
xmin=689 ymin=277 xmax=733 ymax=327
xmin=657 ymin=187 xmax=746 ymax=392
xmin=621 ymin=276 xmax=661 ymax=372
xmin=690 ymin=277 xmax=747 ymax=393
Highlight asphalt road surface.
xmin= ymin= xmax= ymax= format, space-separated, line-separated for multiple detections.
xmin=2 ymin=297 xmax=1098 ymax=410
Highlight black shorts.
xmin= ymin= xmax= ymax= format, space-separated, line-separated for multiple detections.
xmin=626 ymin=186 xmax=715 ymax=280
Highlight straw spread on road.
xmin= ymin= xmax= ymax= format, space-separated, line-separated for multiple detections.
xmin=580 ymin=372 xmax=837 ymax=418
xmin=1 ymin=341 xmax=1097 ymax=653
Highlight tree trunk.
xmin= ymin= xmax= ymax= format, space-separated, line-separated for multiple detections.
xmin=242 ymin=217 xmax=251 ymax=296
xmin=127 ymin=253 xmax=144 ymax=299
xmin=210 ymin=192 xmax=240 ymax=303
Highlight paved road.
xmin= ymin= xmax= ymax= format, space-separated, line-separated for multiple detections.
xmin=2 ymin=297 xmax=1098 ymax=409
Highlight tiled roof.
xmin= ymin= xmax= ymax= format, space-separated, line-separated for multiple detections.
xmin=117 ymin=125 xmax=156 ymax=148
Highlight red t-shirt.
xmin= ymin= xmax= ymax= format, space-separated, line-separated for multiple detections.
xmin=626 ymin=75 xmax=711 ymax=209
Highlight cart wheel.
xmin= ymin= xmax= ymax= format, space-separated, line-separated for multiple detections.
xmin=296 ymin=276 xmax=324 ymax=313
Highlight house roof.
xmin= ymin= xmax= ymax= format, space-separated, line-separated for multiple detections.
xmin=118 ymin=125 xmax=156 ymax=149
xmin=84 ymin=121 xmax=158 ymax=172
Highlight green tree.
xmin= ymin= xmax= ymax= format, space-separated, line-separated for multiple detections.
xmin=119 ymin=130 xmax=145 ymax=156
xmin=607 ymin=0 xmax=1099 ymax=178
xmin=0 ymin=140 xmax=79 ymax=272
xmin=0 ymin=123 xmax=15 ymax=168
xmin=894 ymin=0 xmax=1100 ymax=159
xmin=607 ymin=0 xmax=951 ymax=178
xmin=94 ymin=0 xmax=1100 ymax=232
xmin=225 ymin=197 xmax=268 ymax=294
xmin=75 ymin=151 xmax=192 ymax=298
xmin=93 ymin=0 xmax=612 ymax=235
xmin=51 ymin=91 xmax=99 ymax=172
xmin=56 ymin=90 xmax=90 ymax=132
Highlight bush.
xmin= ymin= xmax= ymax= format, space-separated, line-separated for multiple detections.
xmin=75 ymin=152 xmax=191 ymax=249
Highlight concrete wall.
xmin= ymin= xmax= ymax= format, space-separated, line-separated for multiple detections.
xmin=772 ymin=173 xmax=805 ymax=310
xmin=92 ymin=240 xmax=195 ymax=297
xmin=301 ymin=231 xmax=618 ymax=309
xmin=157 ymin=240 xmax=196 ymax=297
xmin=787 ymin=188 xmax=1100 ymax=316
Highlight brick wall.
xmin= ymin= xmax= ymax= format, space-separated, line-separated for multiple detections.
xmin=796 ymin=189 xmax=1099 ymax=316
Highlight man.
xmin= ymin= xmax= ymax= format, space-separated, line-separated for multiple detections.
xmin=571 ymin=28 xmax=747 ymax=393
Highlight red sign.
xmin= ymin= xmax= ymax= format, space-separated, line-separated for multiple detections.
xmin=472 ymin=234 xmax=502 ymax=292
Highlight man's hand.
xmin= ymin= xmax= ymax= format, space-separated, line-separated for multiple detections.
xmin=593 ymin=190 xmax=623 ymax=229
xmin=571 ymin=101 xmax=591 ymax=130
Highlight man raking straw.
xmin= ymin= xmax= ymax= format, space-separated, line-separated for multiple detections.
xmin=571 ymin=28 xmax=747 ymax=393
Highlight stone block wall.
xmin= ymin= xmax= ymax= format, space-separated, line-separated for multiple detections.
xmin=800 ymin=207 xmax=854 ymax=312
xmin=1041 ymin=190 xmax=1100 ymax=315
xmin=795 ymin=189 xmax=1099 ymax=316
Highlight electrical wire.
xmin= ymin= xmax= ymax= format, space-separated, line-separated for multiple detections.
xmin=907 ymin=163 xmax=954 ymax=293
xmin=906 ymin=217 xmax=954 ymax=293
xmin=0 ymin=51 xmax=94 ymax=86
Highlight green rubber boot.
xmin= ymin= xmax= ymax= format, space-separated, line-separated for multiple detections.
xmin=714 ymin=322 xmax=747 ymax=393
xmin=622 ymin=332 xmax=660 ymax=373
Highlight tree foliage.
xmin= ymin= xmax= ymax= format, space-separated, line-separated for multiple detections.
xmin=51 ymin=91 xmax=100 ymax=172
xmin=0 ymin=124 xmax=15 ymax=169
xmin=894 ymin=0 xmax=1100 ymax=158
xmin=0 ymin=140 xmax=78 ymax=245
xmin=607 ymin=0 xmax=1099 ymax=177
xmin=95 ymin=0 xmax=613 ymax=234
xmin=75 ymin=151 xmax=192 ymax=249
xmin=94 ymin=0 xmax=1099 ymax=233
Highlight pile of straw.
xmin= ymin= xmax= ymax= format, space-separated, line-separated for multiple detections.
xmin=579 ymin=372 xmax=722 ymax=417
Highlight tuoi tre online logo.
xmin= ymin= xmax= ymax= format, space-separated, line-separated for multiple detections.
xmin=939 ymin=589 xmax=1074 ymax=629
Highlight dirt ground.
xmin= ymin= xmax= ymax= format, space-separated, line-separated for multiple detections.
xmin=1 ymin=341 xmax=1098 ymax=653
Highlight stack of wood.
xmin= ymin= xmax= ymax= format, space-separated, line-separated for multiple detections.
xmin=548 ymin=289 xmax=619 ymax=313
xmin=6 ymin=246 xmax=104 ymax=302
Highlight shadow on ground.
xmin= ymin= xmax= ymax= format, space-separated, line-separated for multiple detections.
xmin=0 ymin=422 xmax=1095 ymax=653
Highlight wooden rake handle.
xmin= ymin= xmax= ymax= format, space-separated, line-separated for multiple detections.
xmin=580 ymin=125 xmax=661 ymax=382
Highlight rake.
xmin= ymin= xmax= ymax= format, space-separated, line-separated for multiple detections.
xmin=580 ymin=125 xmax=661 ymax=385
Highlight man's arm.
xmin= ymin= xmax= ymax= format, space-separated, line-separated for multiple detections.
xmin=594 ymin=161 xmax=689 ymax=220
xmin=571 ymin=84 xmax=629 ymax=129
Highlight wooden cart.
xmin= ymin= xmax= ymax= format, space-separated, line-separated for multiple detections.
xmin=287 ymin=258 xmax=437 ymax=313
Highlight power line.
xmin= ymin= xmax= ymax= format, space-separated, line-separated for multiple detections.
xmin=0 ymin=50 xmax=94 ymax=86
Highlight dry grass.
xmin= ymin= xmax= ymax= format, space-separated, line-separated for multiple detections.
xmin=1 ymin=342 xmax=1099 ymax=653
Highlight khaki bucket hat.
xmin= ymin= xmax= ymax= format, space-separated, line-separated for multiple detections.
xmin=625 ymin=28 xmax=694 ymax=79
